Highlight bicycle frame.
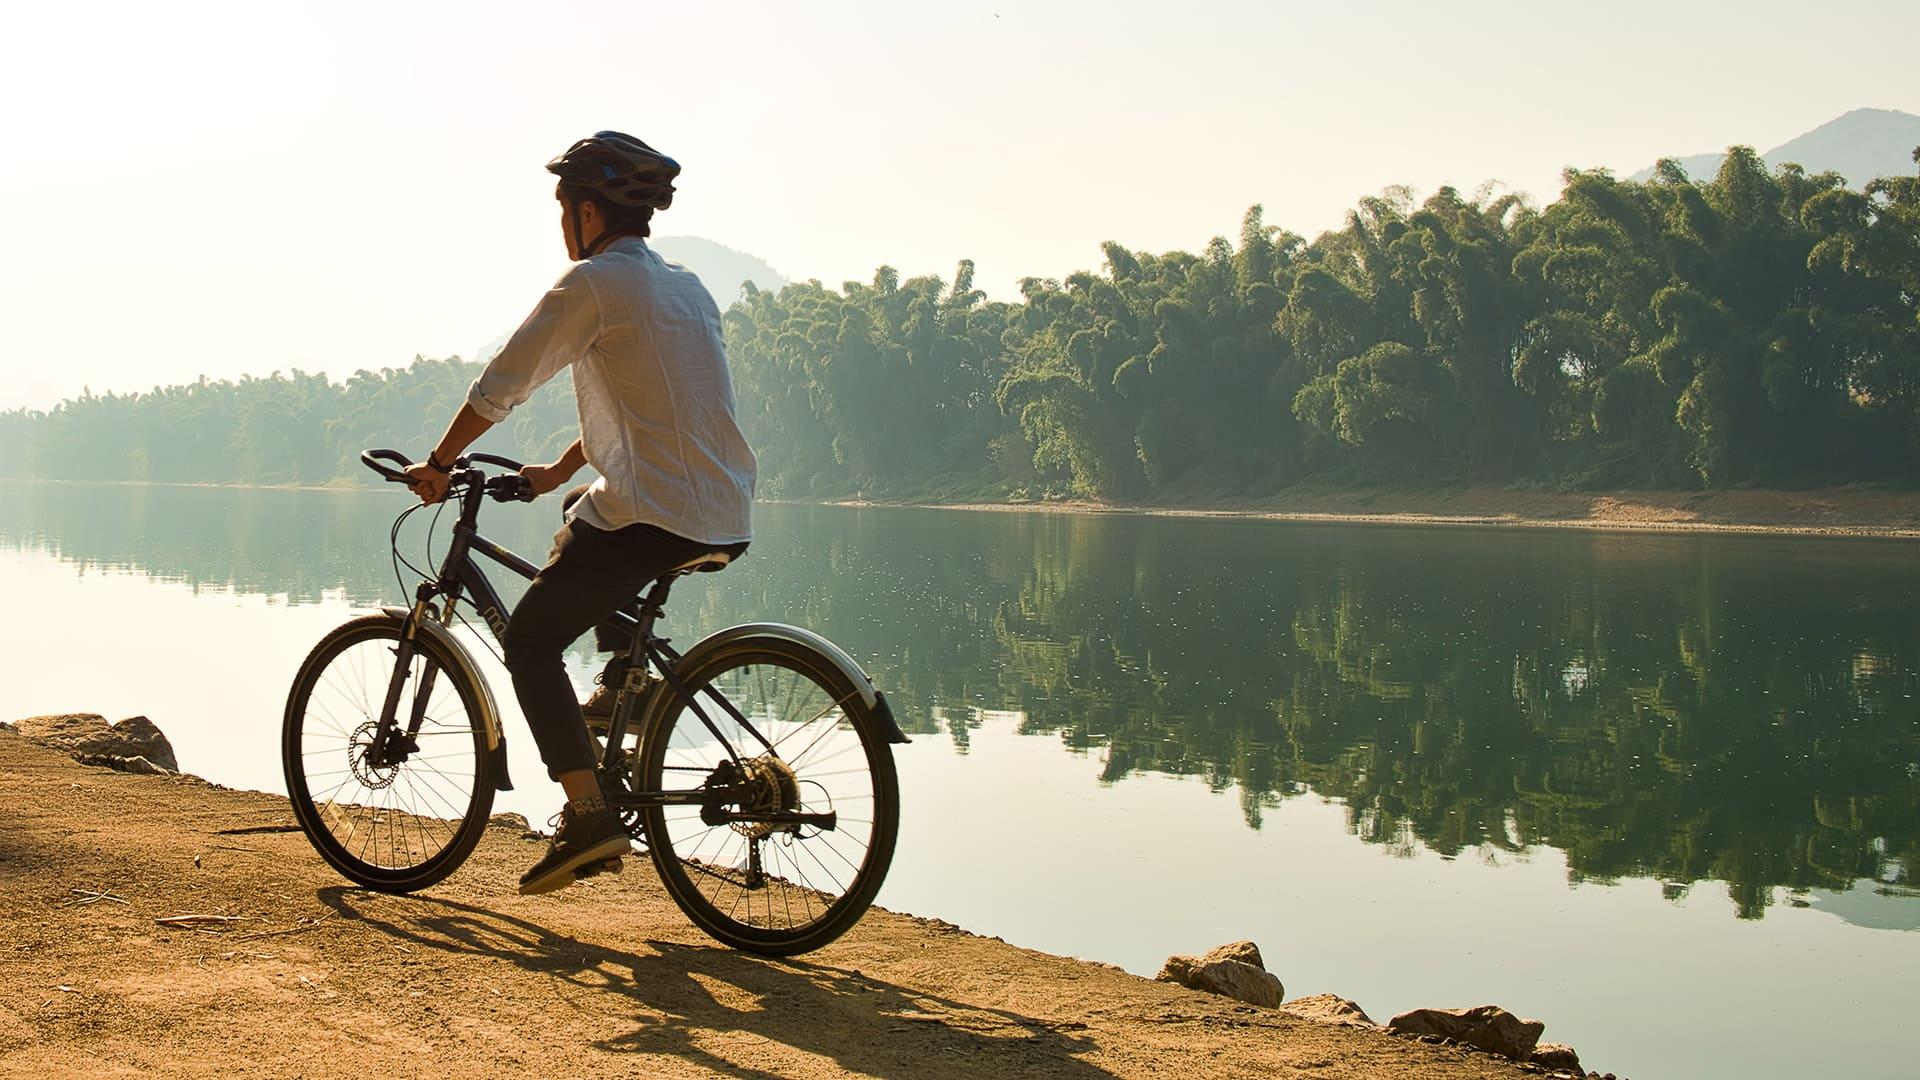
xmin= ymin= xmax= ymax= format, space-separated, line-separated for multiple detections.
xmin=375 ymin=474 xmax=830 ymax=829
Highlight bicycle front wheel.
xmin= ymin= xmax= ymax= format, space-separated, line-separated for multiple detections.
xmin=282 ymin=614 xmax=495 ymax=892
xmin=638 ymin=635 xmax=900 ymax=955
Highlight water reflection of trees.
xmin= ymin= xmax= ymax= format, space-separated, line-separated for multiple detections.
xmin=840 ymin=512 xmax=1920 ymax=921
xmin=5 ymin=485 xmax=1916 ymax=918
xmin=0 ymin=482 xmax=588 ymax=609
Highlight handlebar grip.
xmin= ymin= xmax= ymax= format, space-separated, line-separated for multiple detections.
xmin=486 ymin=474 xmax=537 ymax=503
xmin=361 ymin=449 xmax=414 ymax=483
xmin=468 ymin=451 xmax=526 ymax=472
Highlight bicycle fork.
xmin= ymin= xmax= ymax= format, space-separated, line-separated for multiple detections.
xmin=367 ymin=596 xmax=440 ymax=769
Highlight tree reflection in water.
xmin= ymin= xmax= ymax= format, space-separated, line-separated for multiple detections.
xmin=4 ymin=484 xmax=1916 ymax=920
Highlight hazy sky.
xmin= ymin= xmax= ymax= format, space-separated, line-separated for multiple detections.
xmin=2 ymin=0 xmax=1915 ymax=410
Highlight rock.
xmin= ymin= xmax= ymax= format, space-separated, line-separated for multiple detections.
xmin=1156 ymin=940 xmax=1284 ymax=1008
xmin=1280 ymin=993 xmax=1378 ymax=1027
xmin=1388 ymin=1005 xmax=1545 ymax=1061
xmin=1201 ymin=939 xmax=1265 ymax=969
xmin=72 ymin=752 xmax=173 ymax=776
xmin=1529 ymin=1043 xmax=1581 ymax=1072
xmin=14 ymin=713 xmax=179 ymax=772
xmin=14 ymin=712 xmax=107 ymax=744
xmin=488 ymin=812 xmax=531 ymax=831
xmin=1179 ymin=959 xmax=1284 ymax=1007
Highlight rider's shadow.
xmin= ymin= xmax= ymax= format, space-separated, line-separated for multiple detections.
xmin=315 ymin=887 xmax=1116 ymax=1079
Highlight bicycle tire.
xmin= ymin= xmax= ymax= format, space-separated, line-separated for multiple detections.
xmin=283 ymin=613 xmax=496 ymax=892
xmin=637 ymin=635 xmax=900 ymax=955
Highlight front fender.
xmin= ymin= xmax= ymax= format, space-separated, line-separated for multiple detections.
xmin=382 ymin=605 xmax=514 ymax=791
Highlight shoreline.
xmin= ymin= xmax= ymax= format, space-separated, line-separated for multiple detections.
xmin=814 ymin=484 xmax=1920 ymax=540
xmin=8 ymin=476 xmax=1919 ymax=539
xmin=0 ymin=725 xmax=1592 ymax=1078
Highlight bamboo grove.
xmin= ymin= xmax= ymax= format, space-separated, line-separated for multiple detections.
xmin=4 ymin=146 xmax=1917 ymax=494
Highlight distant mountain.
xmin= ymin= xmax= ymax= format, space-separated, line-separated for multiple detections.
xmin=1629 ymin=107 xmax=1920 ymax=186
xmin=650 ymin=236 xmax=790 ymax=302
xmin=467 ymin=236 xmax=790 ymax=366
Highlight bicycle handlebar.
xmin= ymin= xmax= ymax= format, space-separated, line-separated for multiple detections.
xmin=361 ymin=449 xmax=414 ymax=483
xmin=360 ymin=447 xmax=537 ymax=502
xmin=485 ymin=473 xmax=536 ymax=502
xmin=468 ymin=451 xmax=525 ymax=472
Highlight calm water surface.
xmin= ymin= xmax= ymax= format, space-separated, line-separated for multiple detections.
xmin=2 ymin=483 xmax=1915 ymax=1079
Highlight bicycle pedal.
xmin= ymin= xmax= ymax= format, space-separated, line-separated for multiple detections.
xmin=573 ymin=856 xmax=624 ymax=881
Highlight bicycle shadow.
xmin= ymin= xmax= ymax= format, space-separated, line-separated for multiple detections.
xmin=315 ymin=887 xmax=1116 ymax=1079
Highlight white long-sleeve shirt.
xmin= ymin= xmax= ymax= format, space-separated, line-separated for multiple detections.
xmin=467 ymin=236 xmax=756 ymax=545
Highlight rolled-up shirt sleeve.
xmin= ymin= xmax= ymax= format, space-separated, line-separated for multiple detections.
xmin=467 ymin=264 xmax=602 ymax=422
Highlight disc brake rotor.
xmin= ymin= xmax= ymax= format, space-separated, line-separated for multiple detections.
xmin=348 ymin=721 xmax=400 ymax=790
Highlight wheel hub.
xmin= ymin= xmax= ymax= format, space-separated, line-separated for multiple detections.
xmin=348 ymin=721 xmax=402 ymax=790
xmin=734 ymin=754 xmax=800 ymax=840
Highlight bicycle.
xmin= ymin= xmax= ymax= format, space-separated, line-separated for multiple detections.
xmin=281 ymin=448 xmax=906 ymax=955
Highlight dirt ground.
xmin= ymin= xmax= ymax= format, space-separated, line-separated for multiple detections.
xmin=0 ymin=731 xmax=1548 ymax=1079
xmin=843 ymin=484 xmax=1920 ymax=539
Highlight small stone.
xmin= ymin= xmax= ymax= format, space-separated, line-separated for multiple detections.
xmin=1389 ymin=1005 xmax=1545 ymax=1061
xmin=1156 ymin=947 xmax=1283 ymax=1008
xmin=1530 ymin=1043 xmax=1581 ymax=1072
xmin=1200 ymin=940 xmax=1265 ymax=970
xmin=488 ymin=812 xmax=531 ymax=831
xmin=1280 ymin=993 xmax=1378 ymax=1027
xmin=71 ymin=753 xmax=172 ymax=776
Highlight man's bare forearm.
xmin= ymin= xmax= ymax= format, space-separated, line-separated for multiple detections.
xmin=427 ymin=404 xmax=497 ymax=466
xmin=552 ymin=438 xmax=587 ymax=477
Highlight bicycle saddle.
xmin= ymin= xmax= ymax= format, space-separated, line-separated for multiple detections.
xmin=671 ymin=551 xmax=733 ymax=575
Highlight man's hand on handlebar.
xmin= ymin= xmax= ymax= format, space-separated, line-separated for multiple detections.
xmin=404 ymin=461 xmax=451 ymax=504
xmin=519 ymin=462 xmax=572 ymax=498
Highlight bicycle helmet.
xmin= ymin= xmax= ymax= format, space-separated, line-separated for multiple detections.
xmin=547 ymin=130 xmax=680 ymax=210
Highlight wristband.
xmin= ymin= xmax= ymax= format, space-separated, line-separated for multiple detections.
xmin=426 ymin=453 xmax=454 ymax=474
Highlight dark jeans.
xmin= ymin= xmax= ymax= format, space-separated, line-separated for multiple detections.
xmin=502 ymin=485 xmax=747 ymax=781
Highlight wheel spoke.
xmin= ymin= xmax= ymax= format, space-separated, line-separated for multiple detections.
xmin=640 ymin=647 xmax=896 ymax=948
xmin=287 ymin=622 xmax=490 ymax=883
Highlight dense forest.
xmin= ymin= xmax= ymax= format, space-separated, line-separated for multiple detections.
xmin=3 ymin=146 xmax=1917 ymax=496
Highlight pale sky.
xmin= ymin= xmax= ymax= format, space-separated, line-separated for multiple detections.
xmin=2 ymin=0 xmax=1915 ymax=411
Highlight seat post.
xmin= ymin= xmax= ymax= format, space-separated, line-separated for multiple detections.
xmin=631 ymin=574 xmax=676 ymax=645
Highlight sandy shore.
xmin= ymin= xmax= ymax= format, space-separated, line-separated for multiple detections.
xmin=826 ymin=485 xmax=1920 ymax=539
xmin=0 ymin=731 xmax=1561 ymax=1079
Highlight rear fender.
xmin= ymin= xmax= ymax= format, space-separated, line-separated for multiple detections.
xmin=677 ymin=622 xmax=911 ymax=744
xmin=382 ymin=605 xmax=514 ymax=791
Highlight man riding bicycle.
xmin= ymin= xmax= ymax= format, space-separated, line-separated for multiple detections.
xmin=404 ymin=131 xmax=757 ymax=896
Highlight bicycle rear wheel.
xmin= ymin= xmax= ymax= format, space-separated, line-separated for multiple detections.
xmin=282 ymin=614 xmax=495 ymax=891
xmin=638 ymin=635 xmax=899 ymax=956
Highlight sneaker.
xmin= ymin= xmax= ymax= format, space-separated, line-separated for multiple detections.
xmin=581 ymin=682 xmax=617 ymax=735
xmin=583 ymin=659 xmax=659 ymax=737
xmin=571 ymin=855 xmax=625 ymax=880
xmin=518 ymin=797 xmax=633 ymax=896
xmin=581 ymin=658 xmax=626 ymax=736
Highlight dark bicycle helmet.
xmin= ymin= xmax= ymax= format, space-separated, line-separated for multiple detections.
xmin=546 ymin=130 xmax=680 ymax=210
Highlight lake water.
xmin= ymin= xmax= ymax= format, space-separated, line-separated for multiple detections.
xmin=1 ymin=482 xmax=1915 ymax=1079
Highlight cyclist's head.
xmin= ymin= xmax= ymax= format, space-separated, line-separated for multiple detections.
xmin=547 ymin=130 xmax=679 ymax=260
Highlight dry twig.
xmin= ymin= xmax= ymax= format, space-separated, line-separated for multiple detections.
xmin=234 ymin=909 xmax=340 ymax=941
xmin=156 ymin=914 xmax=249 ymax=927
